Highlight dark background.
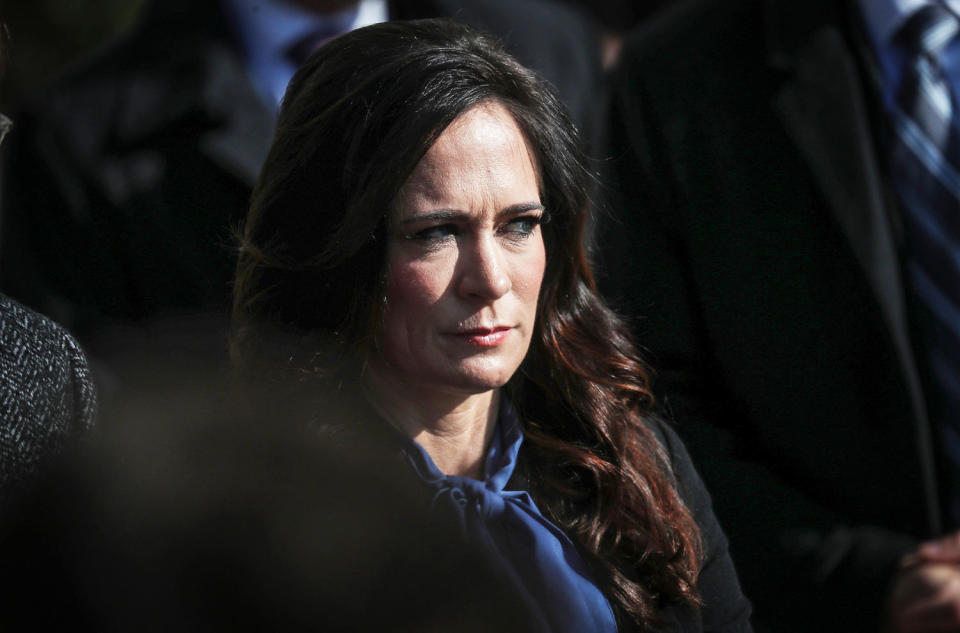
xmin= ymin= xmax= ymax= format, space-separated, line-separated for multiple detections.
xmin=1 ymin=0 xmax=146 ymax=111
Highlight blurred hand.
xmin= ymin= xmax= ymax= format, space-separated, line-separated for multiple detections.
xmin=914 ymin=532 xmax=960 ymax=566
xmin=886 ymin=531 xmax=960 ymax=633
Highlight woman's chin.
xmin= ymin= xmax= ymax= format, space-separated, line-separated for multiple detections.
xmin=367 ymin=356 xmax=517 ymax=401
xmin=442 ymin=360 xmax=520 ymax=393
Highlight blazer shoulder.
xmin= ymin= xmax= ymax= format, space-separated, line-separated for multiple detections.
xmin=0 ymin=295 xmax=96 ymax=492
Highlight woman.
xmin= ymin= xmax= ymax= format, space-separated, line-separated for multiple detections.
xmin=233 ymin=19 xmax=751 ymax=633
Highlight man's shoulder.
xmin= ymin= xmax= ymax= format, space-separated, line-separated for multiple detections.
xmin=427 ymin=0 xmax=598 ymax=40
xmin=423 ymin=0 xmax=602 ymax=81
xmin=616 ymin=0 xmax=765 ymax=84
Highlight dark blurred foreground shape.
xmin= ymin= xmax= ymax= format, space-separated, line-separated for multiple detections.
xmin=0 ymin=370 xmax=536 ymax=632
xmin=600 ymin=0 xmax=957 ymax=632
xmin=0 ymin=0 xmax=602 ymax=376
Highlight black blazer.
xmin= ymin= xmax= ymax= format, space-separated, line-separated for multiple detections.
xmin=0 ymin=0 xmax=602 ymax=338
xmin=600 ymin=0 xmax=944 ymax=631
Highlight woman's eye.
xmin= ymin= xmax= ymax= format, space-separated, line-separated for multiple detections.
xmin=408 ymin=224 xmax=458 ymax=242
xmin=501 ymin=215 xmax=543 ymax=237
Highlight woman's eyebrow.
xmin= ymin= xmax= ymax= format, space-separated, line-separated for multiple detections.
xmin=499 ymin=202 xmax=544 ymax=217
xmin=400 ymin=202 xmax=544 ymax=226
xmin=399 ymin=209 xmax=464 ymax=226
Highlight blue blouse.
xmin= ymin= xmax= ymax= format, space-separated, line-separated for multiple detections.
xmin=398 ymin=399 xmax=618 ymax=633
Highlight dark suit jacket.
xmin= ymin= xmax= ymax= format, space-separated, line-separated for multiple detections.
xmin=0 ymin=0 xmax=602 ymax=340
xmin=0 ymin=294 xmax=96 ymax=502
xmin=600 ymin=1 xmax=946 ymax=631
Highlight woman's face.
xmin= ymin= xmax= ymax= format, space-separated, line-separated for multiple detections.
xmin=376 ymin=101 xmax=546 ymax=398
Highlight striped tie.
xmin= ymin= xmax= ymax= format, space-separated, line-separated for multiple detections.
xmin=888 ymin=3 xmax=960 ymax=526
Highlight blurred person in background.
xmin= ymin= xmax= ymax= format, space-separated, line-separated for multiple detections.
xmin=600 ymin=0 xmax=960 ymax=631
xmin=557 ymin=0 xmax=670 ymax=69
xmin=232 ymin=19 xmax=751 ymax=632
xmin=0 ymin=0 xmax=602 ymax=400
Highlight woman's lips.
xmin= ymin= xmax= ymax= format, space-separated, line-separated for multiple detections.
xmin=447 ymin=326 xmax=512 ymax=347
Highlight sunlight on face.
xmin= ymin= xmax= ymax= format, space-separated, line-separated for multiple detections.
xmin=376 ymin=101 xmax=546 ymax=399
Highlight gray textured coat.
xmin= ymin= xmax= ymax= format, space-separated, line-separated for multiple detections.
xmin=0 ymin=294 xmax=95 ymax=499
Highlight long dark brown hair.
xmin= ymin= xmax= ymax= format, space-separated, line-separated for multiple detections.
xmin=232 ymin=19 xmax=700 ymax=629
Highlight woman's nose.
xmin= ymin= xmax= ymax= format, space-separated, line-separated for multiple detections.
xmin=458 ymin=235 xmax=511 ymax=301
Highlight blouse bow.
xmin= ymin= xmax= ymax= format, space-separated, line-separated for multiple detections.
xmin=399 ymin=399 xmax=617 ymax=633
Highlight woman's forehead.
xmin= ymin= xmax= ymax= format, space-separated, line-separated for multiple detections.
xmin=394 ymin=103 xmax=539 ymax=212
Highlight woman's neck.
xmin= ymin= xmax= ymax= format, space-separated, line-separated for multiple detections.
xmin=364 ymin=366 xmax=499 ymax=478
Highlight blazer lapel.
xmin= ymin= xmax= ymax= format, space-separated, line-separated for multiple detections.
xmin=765 ymin=0 xmax=942 ymax=533
xmin=770 ymin=25 xmax=908 ymax=339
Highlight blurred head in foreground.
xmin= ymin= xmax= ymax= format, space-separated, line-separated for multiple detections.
xmin=0 ymin=378 xmax=533 ymax=631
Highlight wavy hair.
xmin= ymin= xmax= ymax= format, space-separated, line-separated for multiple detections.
xmin=232 ymin=19 xmax=700 ymax=629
